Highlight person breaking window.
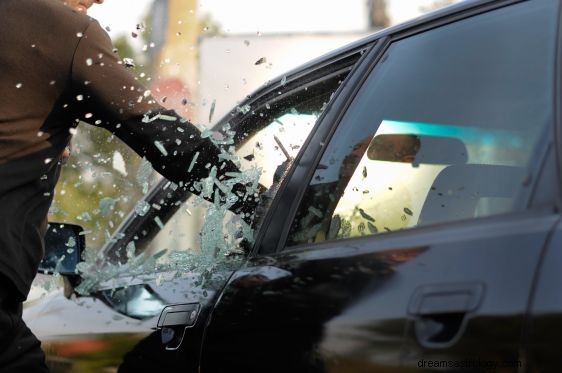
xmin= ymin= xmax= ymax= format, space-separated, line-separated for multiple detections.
xmin=0 ymin=1 xmax=259 ymax=371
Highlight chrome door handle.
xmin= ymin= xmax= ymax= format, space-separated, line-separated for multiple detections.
xmin=157 ymin=303 xmax=200 ymax=350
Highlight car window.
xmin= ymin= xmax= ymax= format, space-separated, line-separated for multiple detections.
xmin=287 ymin=1 xmax=556 ymax=246
xmin=140 ymin=69 xmax=353 ymax=260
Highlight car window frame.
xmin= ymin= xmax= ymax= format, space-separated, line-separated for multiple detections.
xmin=254 ymin=0 xmax=559 ymax=256
xmin=554 ymin=0 xmax=562 ymax=211
xmin=99 ymin=46 xmax=370 ymax=263
xmin=251 ymin=40 xmax=383 ymax=256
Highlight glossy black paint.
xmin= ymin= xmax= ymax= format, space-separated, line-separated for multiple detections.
xmin=201 ymin=213 xmax=558 ymax=372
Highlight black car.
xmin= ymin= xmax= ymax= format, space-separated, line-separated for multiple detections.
xmin=27 ymin=0 xmax=562 ymax=371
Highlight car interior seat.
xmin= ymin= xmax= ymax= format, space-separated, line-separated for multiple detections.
xmin=418 ymin=163 xmax=527 ymax=226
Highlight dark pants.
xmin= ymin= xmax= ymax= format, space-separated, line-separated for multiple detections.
xmin=0 ymin=281 xmax=49 ymax=372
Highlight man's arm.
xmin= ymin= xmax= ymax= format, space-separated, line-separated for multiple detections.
xmin=70 ymin=19 xmax=260 ymax=219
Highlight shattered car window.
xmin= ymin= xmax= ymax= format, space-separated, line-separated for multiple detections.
xmin=66 ymin=69 xmax=351 ymax=294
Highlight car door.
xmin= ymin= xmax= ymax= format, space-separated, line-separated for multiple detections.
xmin=200 ymin=1 xmax=559 ymax=372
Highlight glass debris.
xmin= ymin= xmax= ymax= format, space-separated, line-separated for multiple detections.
xmin=136 ymin=157 xmax=153 ymax=193
xmin=255 ymin=57 xmax=267 ymax=65
xmin=154 ymin=141 xmax=168 ymax=156
xmin=122 ymin=57 xmax=135 ymax=68
xmin=134 ymin=200 xmax=151 ymax=216
xmin=112 ymin=151 xmax=127 ymax=176
xmin=99 ymin=197 xmax=119 ymax=216
xmin=154 ymin=216 xmax=164 ymax=230
xmin=236 ymin=104 xmax=251 ymax=115
xmin=77 ymin=212 xmax=92 ymax=222
xmin=67 ymin=110 xmax=269 ymax=296
xmin=209 ymin=99 xmax=216 ymax=123
xmin=159 ymin=114 xmax=177 ymax=121
xmin=188 ymin=152 xmax=200 ymax=173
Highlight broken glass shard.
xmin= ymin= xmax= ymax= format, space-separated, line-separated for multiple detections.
xmin=154 ymin=141 xmax=168 ymax=156
xmin=65 ymin=236 xmax=76 ymax=247
xmin=154 ymin=216 xmax=164 ymax=230
xmin=236 ymin=104 xmax=251 ymax=114
xmin=99 ymin=197 xmax=119 ymax=216
xmin=188 ymin=152 xmax=200 ymax=173
xmin=254 ymin=57 xmax=267 ymax=65
xmin=77 ymin=212 xmax=92 ymax=221
xmin=122 ymin=57 xmax=135 ymax=68
xmin=209 ymin=99 xmax=216 ymax=123
xmin=112 ymin=151 xmax=127 ymax=176
xmin=134 ymin=200 xmax=150 ymax=216
xmin=136 ymin=157 xmax=153 ymax=193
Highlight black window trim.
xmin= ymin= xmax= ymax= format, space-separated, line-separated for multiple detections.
xmin=252 ymin=39 xmax=386 ymax=256
xmin=257 ymin=0 xmax=558 ymax=255
xmin=554 ymin=0 xmax=562 ymax=210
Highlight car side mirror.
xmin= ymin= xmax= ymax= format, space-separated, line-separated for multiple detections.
xmin=38 ymin=222 xmax=85 ymax=276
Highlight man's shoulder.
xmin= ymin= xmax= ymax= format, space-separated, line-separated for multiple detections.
xmin=1 ymin=0 xmax=93 ymax=35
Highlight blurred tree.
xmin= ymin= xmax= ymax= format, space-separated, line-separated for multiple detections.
xmin=369 ymin=0 xmax=390 ymax=29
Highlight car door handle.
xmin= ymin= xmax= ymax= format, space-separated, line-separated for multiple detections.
xmin=157 ymin=303 xmax=200 ymax=350
xmin=408 ymin=282 xmax=485 ymax=348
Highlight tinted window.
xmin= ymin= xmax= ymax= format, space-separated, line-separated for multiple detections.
xmin=287 ymin=1 xmax=556 ymax=246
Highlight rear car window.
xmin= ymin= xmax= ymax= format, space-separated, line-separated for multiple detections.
xmin=287 ymin=0 xmax=557 ymax=246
